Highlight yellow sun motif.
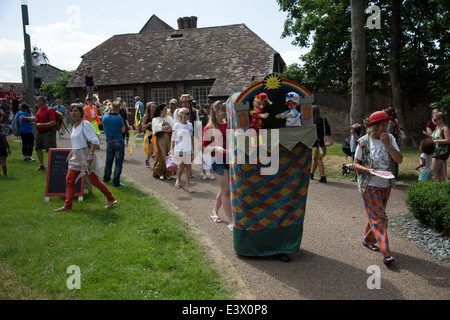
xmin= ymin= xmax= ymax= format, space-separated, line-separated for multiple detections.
xmin=263 ymin=74 xmax=282 ymax=90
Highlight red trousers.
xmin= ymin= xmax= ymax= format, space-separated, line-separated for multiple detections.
xmin=64 ymin=168 xmax=115 ymax=209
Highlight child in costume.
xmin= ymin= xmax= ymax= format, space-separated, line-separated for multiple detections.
xmin=276 ymin=92 xmax=302 ymax=127
xmin=249 ymin=93 xmax=271 ymax=148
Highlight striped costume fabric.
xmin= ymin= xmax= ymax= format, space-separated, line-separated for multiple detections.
xmin=362 ymin=186 xmax=392 ymax=258
xmin=231 ymin=143 xmax=311 ymax=231
xmin=230 ymin=142 xmax=312 ymax=256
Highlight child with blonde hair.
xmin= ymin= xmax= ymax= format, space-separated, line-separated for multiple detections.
xmin=171 ymin=107 xmax=194 ymax=192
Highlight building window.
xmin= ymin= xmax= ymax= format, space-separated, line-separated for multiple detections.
xmin=151 ymin=88 xmax=173 ymax=105
xmin=192 ymin=86 xmax=212 ymax=106
xmin=113 ymin=90 xmax=134 ymax=110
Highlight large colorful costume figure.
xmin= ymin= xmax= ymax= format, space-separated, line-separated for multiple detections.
xmin=276 ymin=92 xmax=302 ymax=127
xmin=249 ymin=93 xmax=271 ymax=148
xmin=227 ymin=74 xmax=316 ymax=262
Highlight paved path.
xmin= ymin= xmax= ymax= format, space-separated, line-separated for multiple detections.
xmin=57 ymin=135 xmax=449 ymax=300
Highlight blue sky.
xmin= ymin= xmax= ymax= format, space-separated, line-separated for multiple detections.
xmin=1 ymin=0 xmax=309 ymax=82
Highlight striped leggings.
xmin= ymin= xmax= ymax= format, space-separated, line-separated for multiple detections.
xmin=362 ymin=186 xmax=392 ymax=258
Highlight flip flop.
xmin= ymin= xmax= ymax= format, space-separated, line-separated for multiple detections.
xmin=227 ymin=224 xmax=233 ymax=232
xmin=362 ymin=242 xmax=379 ymax=251
xmin=185 ymin=187 xmax=195 ymax=193
xmin=210 ymin=214 xmax=222 ymax=223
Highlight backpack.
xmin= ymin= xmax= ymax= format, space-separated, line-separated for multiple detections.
xmin=342 ymin=136 xmax=352 ymax=157
xmin=47 ymin=107 xmax=69 ymax=132
xmin=11 ymin=114 xmax=20 ymax=136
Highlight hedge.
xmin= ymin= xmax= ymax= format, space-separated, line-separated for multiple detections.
xmin=405 ymin=181 xmax=450 ymax=233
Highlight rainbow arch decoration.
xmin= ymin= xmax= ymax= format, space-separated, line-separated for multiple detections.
xmin=235 ymin=74 xmax=313 ymax=105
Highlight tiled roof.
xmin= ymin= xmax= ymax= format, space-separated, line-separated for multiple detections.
xmin=67 ymin=22 xmax=284 ymax=97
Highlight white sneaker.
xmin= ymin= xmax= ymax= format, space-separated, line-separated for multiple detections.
xmin=203 ymin=173 xmax=207 ymax=180
xmin=210 ymin=174 xmax=215 ymax=180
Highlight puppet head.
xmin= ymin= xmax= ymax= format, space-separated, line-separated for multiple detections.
xmin=285 ymin=92 xmax=300 ymax=109
xmin=253 ymin=93 xmax=272 ymax=112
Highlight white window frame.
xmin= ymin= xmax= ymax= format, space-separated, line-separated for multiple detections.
xmin=113 ymin=90 xmax=134 ymax=110
xmin=151 ymin=88 xmax=173 ymax=105
xmin=192 ymin=86 xmax=212 ymax=106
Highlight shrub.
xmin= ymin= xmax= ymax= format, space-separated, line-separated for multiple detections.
xmin=405 ymin=181 xmax=450 ymax=233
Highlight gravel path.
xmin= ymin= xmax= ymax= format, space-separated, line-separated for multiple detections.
xmin=391 ymin=214 xmax=449 ymax=262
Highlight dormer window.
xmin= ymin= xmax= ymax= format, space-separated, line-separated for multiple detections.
xmin=168 ymin=34 xmax=184 ymax=40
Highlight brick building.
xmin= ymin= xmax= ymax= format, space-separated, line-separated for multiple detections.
xmin=66 ymin=15 xmax=286 ymax=110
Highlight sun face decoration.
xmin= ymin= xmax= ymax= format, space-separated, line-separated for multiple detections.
xmin=263 ymin=73 xmax=282 ymax=90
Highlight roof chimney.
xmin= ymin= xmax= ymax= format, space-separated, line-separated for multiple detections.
xmin=190 ymin=16 xmax=197 ymax=28
xmin=177 ymin=16 xmax=198 ymax=29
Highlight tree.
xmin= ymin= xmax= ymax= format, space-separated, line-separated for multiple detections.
xmin=389 ymin=0 xmax=413 ymax=145
xmin=278 ymin=0 xmax=353 ymax=93
xmin=278 ymin=0 xmax=449 ymax=134
xmin=350 ymin=0 xmax=367 ymax=125
xmin=43 ymin=70 xmax=74 ymax=106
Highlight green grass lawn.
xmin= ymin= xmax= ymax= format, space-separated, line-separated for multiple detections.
xmin=0 ymin=137 xmax=232 ymax=300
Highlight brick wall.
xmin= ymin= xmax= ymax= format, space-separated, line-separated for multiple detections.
xmin=314 ymin=90 xmax=431 ymax=145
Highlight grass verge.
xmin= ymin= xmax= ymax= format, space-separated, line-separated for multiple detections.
xmin=0 ymin=137 xmax=232 ymax=300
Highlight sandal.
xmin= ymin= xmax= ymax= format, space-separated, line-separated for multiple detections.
xmin=362 ymin=242 xmax=379 ymax=252
xmin=185 ymin=187 xmax=195 ymax=193
xmin=53 ymin=206 xmax=71 ymax=212
xmin=105 ymin=199 xmax=118 ymax=208
xmin=175 ymin=181 xmax=181 ymax=189
xmin=228 ymin=224 xmax=233 ymax=232
xmin=383 ymin=256 xmax=396 ymax=265
xmin=36 ymin=165 xmax=46 ymax=171
xmin=210 ymin=214 xmax=222 ymax=223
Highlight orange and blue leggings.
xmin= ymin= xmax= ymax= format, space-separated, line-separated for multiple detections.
xmin=362 ymin=186 xmax=392 ymax=258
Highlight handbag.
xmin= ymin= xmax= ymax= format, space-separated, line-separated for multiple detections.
xmin=165 ymin=155 xmax=178 ymax=172
xmin=323 ymin=118 xmax=333 ymax=147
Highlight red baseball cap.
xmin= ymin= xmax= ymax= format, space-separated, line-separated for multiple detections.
xmin=367 ymin=111 xmax=392 ymax=127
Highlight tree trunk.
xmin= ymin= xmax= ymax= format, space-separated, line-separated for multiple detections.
xmin=389 ymin=0 xmax=417 ymax=146
xmin=350 ymin=0 xmax=367 ymax=126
